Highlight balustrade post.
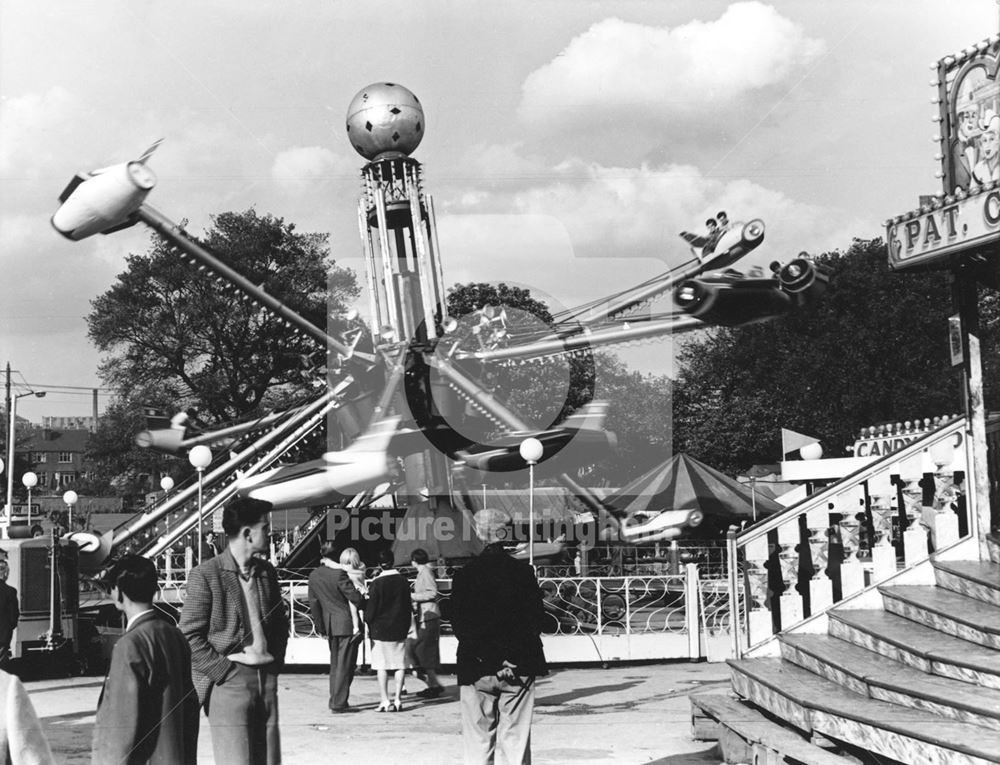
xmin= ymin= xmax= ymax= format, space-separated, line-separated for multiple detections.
xmin=685 ymin=564 xmax=700 ymax=660
xmin=776 ymin=522 xmax=803 ymax=629
xmin=836 ymin=486 xmax=865 ymax=597
xmin=899 ymin=453 xmax=929 ymax=564
xmin=805 ymin=507 xmax=832 ymax=613
xmin=744 ymin=535 xmax=772 ymax=644
xmin=930 ymin=437 xmax=961 ymax=549
xmin=185 ymin=545 xmax=194 ymax=574
xmin=164 ymin=549 xmax=173 ymax=581
xmin=867 ymin=472 xmax=898 ymax=581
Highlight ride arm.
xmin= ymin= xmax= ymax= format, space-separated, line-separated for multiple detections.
xmin=136 ymin=204 xmax=374 ymax=368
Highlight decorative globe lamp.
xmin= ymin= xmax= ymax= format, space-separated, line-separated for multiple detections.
xmin=21 ymin=471 xmax=37 ymax=526
xmin=189 ymin=446 xmax=213 ymax=565
xmin=519 ymin=438 xmax=544 ymax=567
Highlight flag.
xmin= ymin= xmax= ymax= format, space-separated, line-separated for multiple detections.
xmin=781 ymin=428 xmax=820 ymax=457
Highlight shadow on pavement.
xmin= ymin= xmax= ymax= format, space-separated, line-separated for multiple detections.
xmin=646 ymin=744 xmax=721 ymax=764
xmin=536 ymin=681 xmax=644 ymax=706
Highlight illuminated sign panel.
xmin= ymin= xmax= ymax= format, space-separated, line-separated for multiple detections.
xmin=939 ymin=39 xmax=1000 ymax=194
xmin=887 ymin=188 xmax=1000 ymax=269
xmin=886 ymin=35 xmax=1000 ymax=271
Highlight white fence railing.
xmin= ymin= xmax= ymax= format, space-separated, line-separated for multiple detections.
xmin=153 ymin=566 xmax=726 ymax=664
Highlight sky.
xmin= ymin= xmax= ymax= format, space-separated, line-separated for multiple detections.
xmin=1 ymin=0 xmax=998 ymax=422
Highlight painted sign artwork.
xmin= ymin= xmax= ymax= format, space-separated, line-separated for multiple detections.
xmin=941 ymin=39 xmax=1000 ymax=194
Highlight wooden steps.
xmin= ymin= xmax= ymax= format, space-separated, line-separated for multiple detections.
xmin=934 ymin=559 xmax=1000 ymax=605
xmin=880 ymin=584 xmax=1000 ymax=648
xmin=692 ymin=556 xmax=1000 ymax=764
xmin=690 ymin=692 xmax=854 ymax=765
xmin=729 ymin=657 xmax=1000 ymax=764
xmin=830 ymin=608 xmax=1000 ymax=689
xmin=779 ymin=633 xmax=1000 ymax=729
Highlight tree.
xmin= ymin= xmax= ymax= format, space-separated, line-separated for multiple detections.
xmin=83 ymin=383 xmax=184 ymax=502
xmin=446 ymin=282 xmax=594 ymax=431
xmin=444 ymin=282 xmax=673 ymax=485
xmin=87 ymin=209 xmax=360 ymax=423
xmin=590 ymin=354 xmax=673 ymax=483
xmin=671 ymin=238 xmax=962 ymax=474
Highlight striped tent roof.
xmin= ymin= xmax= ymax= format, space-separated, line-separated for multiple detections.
xmin=606 ymin=453 xmax=783 ymax=530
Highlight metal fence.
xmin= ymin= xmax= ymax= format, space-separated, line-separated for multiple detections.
xmin=151 ymin=565 xmax=731 ymax=664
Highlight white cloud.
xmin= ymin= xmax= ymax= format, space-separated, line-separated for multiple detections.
xmin=441 ymin=155 xmax=861 ymax=272
xmin=270 ymin=145 xmax=358 ymax=194
xmin=518 ymin=3 xmax=825 ymax=131
xmin=0 ymin=86 xmax=79 ymax=177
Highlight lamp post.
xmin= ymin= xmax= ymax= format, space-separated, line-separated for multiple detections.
xmin=159 ymin=475 xmax=175 ymax=498
xmin=160 ymin=475 xmax=175 ymax=537
xmin=62 ymin=490 xmax=78 ymax=532
xmin=4 ymin=390 xmax=46 ymax=531
xmin=22 ymin=471 xmax=37 ymax=526
xmin=519 ymin=437 xmax=544 ymax=568
xmin=188 ymin=446 xmax=213 ymax=565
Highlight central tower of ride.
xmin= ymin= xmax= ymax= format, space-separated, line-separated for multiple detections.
xmin=348 ymin=82 xmax=447 ymax=347
xmin=346 ymin=82 xmax=454 ymax=515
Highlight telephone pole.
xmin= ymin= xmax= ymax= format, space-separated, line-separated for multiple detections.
xmin=4 ymin=363 xmax=11 ymax=520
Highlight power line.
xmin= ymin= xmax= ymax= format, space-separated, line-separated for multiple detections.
xmin=7 ymin=371 xmax=113 ymax=393
xmin=18 ymin=382 xmax=114 ymax=393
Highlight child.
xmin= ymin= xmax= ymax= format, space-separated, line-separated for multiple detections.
xmin=329 ymin=547 xmax=367 ymax=634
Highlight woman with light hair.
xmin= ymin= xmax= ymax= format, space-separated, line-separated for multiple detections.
xmin=973 ymin=109 xmax=999 ymax=185
xmin=338 ymin=547 xmax=368 ymax=635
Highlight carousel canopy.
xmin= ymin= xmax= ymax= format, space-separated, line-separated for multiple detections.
xmin=606 ymin=453 xmax=783 ymax=529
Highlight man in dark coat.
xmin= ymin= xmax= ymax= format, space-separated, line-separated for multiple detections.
xmin=179 ymin=497 xmax=288 ymax=765
xmin=308 ymin=542 xmax=365 ymax=712
xmin=92 ymin=555 xmax=199 ymax=765
xmin=0 ymin=560 xmax=19 ymax=668
xmin=451 ymin=509 xmax=547 ymax=764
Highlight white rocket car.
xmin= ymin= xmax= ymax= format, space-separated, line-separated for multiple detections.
xmin=51 ymin=140 xmax=161 ymax=240
xmin=237 ymin=416 xmax=401 ymax=510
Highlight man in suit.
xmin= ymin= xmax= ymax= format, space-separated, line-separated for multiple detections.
xmin=0 ymin=560 xmax=20 ymax=668
xmin=451 ymin=509 xmax=548 ymax=765
xmin=308 ymin=542 xmax=365 ymax=712
xmin=92 ymin=555 xmax=198 ymax=765
xmin=179 ymin=497 xmax=288 ymax=765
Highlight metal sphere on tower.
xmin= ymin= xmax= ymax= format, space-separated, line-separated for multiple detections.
xmin=345 ymin=82 xmax=425 ymax=160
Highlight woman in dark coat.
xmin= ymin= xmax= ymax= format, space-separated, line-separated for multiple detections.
xmin=364 ymin=549 xmax=412 ymax=711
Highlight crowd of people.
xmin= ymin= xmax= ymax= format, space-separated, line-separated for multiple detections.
xmin=0 ymin=497 xmax=548 ymax=765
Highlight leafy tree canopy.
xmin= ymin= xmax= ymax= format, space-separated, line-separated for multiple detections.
xmin=671 ymin=238 xmax=962 ymax=474
xmin=84 ymin=382 xmax=184 ymax=500
xmin=88 ymin=209 xmax=360 ymax=423
xmin=445 ymin=282 xmax=673 ymax=485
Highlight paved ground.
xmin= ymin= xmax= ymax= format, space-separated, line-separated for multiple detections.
xmin=29 ymin=661 xmax=733 ymax=764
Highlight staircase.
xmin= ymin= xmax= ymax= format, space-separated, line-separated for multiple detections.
xmin=692 ymin=547 xmax=1000 ymax=764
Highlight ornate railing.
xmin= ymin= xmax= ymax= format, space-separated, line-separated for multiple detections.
xmin=729 ymin=416 xmax=971 ymax=655
xmin=284 ymin=574 xmax=691 ymax=639
xmin=154 ymin=566 xmax=736 ymax=663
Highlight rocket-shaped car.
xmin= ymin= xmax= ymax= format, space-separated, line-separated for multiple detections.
xmin=51 ymin=140 xmax=162 ymax=240
xmin=236 ymin=416 xmax=401 ymax=510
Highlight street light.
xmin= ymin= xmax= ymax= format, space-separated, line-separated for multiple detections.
xmin=5 ymin=390 xmax=46 ymax=530
xmin=62 ymin=490 xmax=78 ymax=532
xmin=160 ymin=475 xmax=175 ymax=536
xmin=22 ymin=472 xmax=37 ymax=526
xmin=519 ymin=437 xmax=544 ymax=568
xmin=189 ymin=446 xmax=213 ymax=565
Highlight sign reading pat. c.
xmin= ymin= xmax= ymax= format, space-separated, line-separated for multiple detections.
xmin=886 ymin=188 xmax=1000 ymax=270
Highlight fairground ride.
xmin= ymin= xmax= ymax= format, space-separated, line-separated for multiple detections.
xmin=49 ymin=82 xmax=829 ymax=577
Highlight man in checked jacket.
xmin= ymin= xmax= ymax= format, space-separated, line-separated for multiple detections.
xmin=179 ymin=497 xmax=289 ymax=765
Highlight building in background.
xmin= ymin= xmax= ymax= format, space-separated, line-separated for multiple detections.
xmin=23 ymin=427 xmax=93 ymax=491
xmin=41 ymin=415 xmax=96 ymax=433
